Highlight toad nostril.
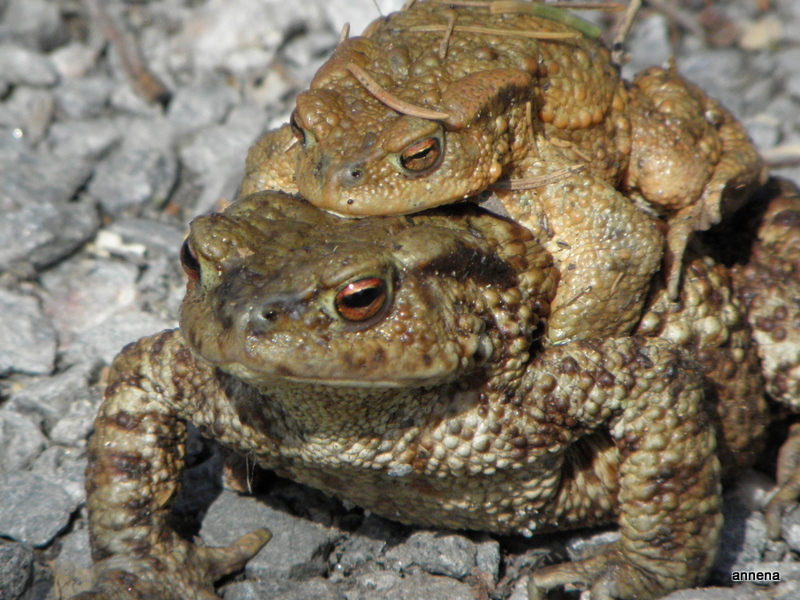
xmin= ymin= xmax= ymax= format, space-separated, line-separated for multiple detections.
xmin=249 ymin=301 xmax=287 ymax=334
xmin=339 ymin=165 xmax=365 ymax=188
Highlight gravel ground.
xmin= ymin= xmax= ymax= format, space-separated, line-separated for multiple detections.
xmin=1 ymin=0 xmax=800 ymax=599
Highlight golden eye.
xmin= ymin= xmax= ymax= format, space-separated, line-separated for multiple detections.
xmin=289 ymin=110 xmax=306 ymax=145
xmin=334 ymin=277 xmax=387 ymax=322
xmin=399 ymin=137 xmax=441 ymax=173
xmin=180 ymin=240 xmax=200 ymax=281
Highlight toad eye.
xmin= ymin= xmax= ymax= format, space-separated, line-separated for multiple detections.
xmin=180 ymin=239 xmax=200 ymax=281
xmin=289 ymin=110 xmax=306 ymax=145
xmin=400 ymin=137 xmax=441 ymax=173
xmin=334 ymin=277 xmax=388 ymax=322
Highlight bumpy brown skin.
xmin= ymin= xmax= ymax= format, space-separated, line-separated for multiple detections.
xmin=74 ymin=186 xmax=800 ymax=600
xmin=728 ymin=178 xmax=800 ymax=537
xmin=243 ymin=0 xmax=764 ymax=339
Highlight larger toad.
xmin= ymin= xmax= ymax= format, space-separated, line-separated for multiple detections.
xmin=243 ymin=0 xmax=765 ymax=343
xmin=74 ymin=181 xmax=800 ymax=600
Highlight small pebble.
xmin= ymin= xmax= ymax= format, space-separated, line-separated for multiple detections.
xmin=383 ymin=530 xmax=480 ymax=579
xmin=200 ymin=489 xmax=340 ymax=581
xmin=739 ymin=16 xmax=784 ymax=50
xmin=54 ymin=76 xmax=115 ymax=120
xmin=0 ymin=44 xmax=59 ymax=87
xmin=0 ymin=541 xmax=34 ymax=600
xmin=0 ymin=471 xmax=77 ymax=547
xmin=88 ymin=118 xmax=178 ymax=216
xmin=0 ymin=408 xmax=47 ymax=472
xmin=0 ymin=288 xmax=56 ymax=376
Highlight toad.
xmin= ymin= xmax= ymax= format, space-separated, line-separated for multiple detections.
xmin=243 ymin=0 xmax=765 ymax=343
xmin=74 ymin=180 xmax=800 ymax=600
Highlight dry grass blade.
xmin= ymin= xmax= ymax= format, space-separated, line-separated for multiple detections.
xmin=439 ymin=11 xmax=457 ymax=59
xmin=611 ymin=0 xmax=641 ymax=66
xmin=762 ymin=144 xmax=800 ymax=168
xmin=82 ymin=0 xmax=170 ymax=104
xmin=410 ymin=24 xmax=580 ymax=40
xmin=490 ymin=165 xmax=585 ymax=190
xmin=345 ymin=63 xmax=451 ymax=120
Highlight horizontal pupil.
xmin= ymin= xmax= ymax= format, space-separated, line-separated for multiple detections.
xmin=343 ymin=287 xmax=381 ymax=308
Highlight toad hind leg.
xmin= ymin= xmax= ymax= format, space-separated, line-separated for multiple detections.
xmin=526 ymin=337 xmax=722 ymax=599
xmin=627 ymin=65 xmax=766 ymax=300
xmin=75 ymin=330 xmax=271 ymax=600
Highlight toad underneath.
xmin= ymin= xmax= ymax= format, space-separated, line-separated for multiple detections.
xmin=73 ymin=180 xmax=800 ymax=600
xmin=243 ymin=0 xmax=766 ymax=344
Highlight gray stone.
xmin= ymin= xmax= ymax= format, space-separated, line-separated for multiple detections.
xmin=778 ymin=504 xmax=800 ymax=552
xmin=0 ymin=288 xmax=56 ymax=376
xmin=54 ymin=527 xmax=93 ymax=571
xmin=180 ymin=102 xmax=268 ymax=215
xmin=772 ymin=579 xmax=800 ymax=600
xmin=383 ymin=531 xmax=477 ymax=580
xmin=322 ymin=0 xmax=405 ymax=37
xmin=108 ymin=83 xmax=165 ymax=118
xmin=48 ymin=398 xmax=98 ymax=447
xmin=166 ymin=77 xmax=238 ymax=131
xmin=88 ymin=118 xmax=178 ymax=216
xmin=622 ymin=14 xmax=671 ymax=78
xmin=0 ymin=541 xmax=34 ymax=600
xmin=107 ymin=218 xmax=185 ymax=258
xmin=171 ymin=0 xmax=325 ymax=77
xmin=678 ymin=49 xmax=747 ymax=116
xmin=0 ymin=143 xmax=97 ymax=270
xmin=223 ymin=577 xmax=345 ymax=600
xmin=61 ymin=310 xmax=174 ymax=367
xmin=47 ymin=118 xmax=122 ymax=160
xmin=31 ymin=446 xmax=90 ymax=506
xmin=8 ymin=364 xmax=95 ymax=428
xmin=0 ymin=471 xmax=77 ymax=547
xmin=49 ymin=42 xmax=101 ymax=80
xmin=0 ymin=0 xmax=67 ymax=51
xmin=345 ymin=569 xmax=475 ymax=600
xmin=475 ymin=536 xmax=500 ymax=582
xmin=333 ymin=515 xmax=402 ymax=574
xmin=135 ymin=254 xmax=185 ymax=321
xmin=0 ymin=195 xmax=99 ymax=272
xmin=506 ymin=576 xmax=529 ymax=600
xmin=200 ymin=489 xmax=340 ymax=581
xmin=774 ymin=47 xmax=800 ymax=82
xmin=0 ymin=87 xmax=54 ymax=144
xmin=280 ymin=27 xmax=339 ymax=71
xmin=54 ymin=76 xmax=115 ymax=120
xmin=661 ymin=587 xmax=763 ymax=600
xmin=737 ymin=561 xmax=800 ymax=583
xmin=0 ymin=408 xmax=47 ymax=471
xmin=744 ymin=116 xmax=781 ymax=152
xmin=762 ymin=96 xmax=800 ymax=135
xmin=40 ymin=257 xmax=141 ymax=348
xmin=0 ymin=44 xmax=59 ymax=87
xmin=786 ymin=76 xmax=800 ymax=102
xmin=713 ymin=493 xmax=769 ymax=579
xmin=0 ymin=142 xmax=93 ymax=206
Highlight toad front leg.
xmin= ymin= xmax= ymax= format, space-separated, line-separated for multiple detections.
xmin=525 ymin=337 xmax=721 ymax=599
xmin=494 ymin=145 xmax=664 ymax=344
xmin=73 ymin=330 xmax=271 ymax=600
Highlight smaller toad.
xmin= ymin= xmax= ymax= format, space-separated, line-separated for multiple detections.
xmin=244 ymin=0 xmax=765 ymax=342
